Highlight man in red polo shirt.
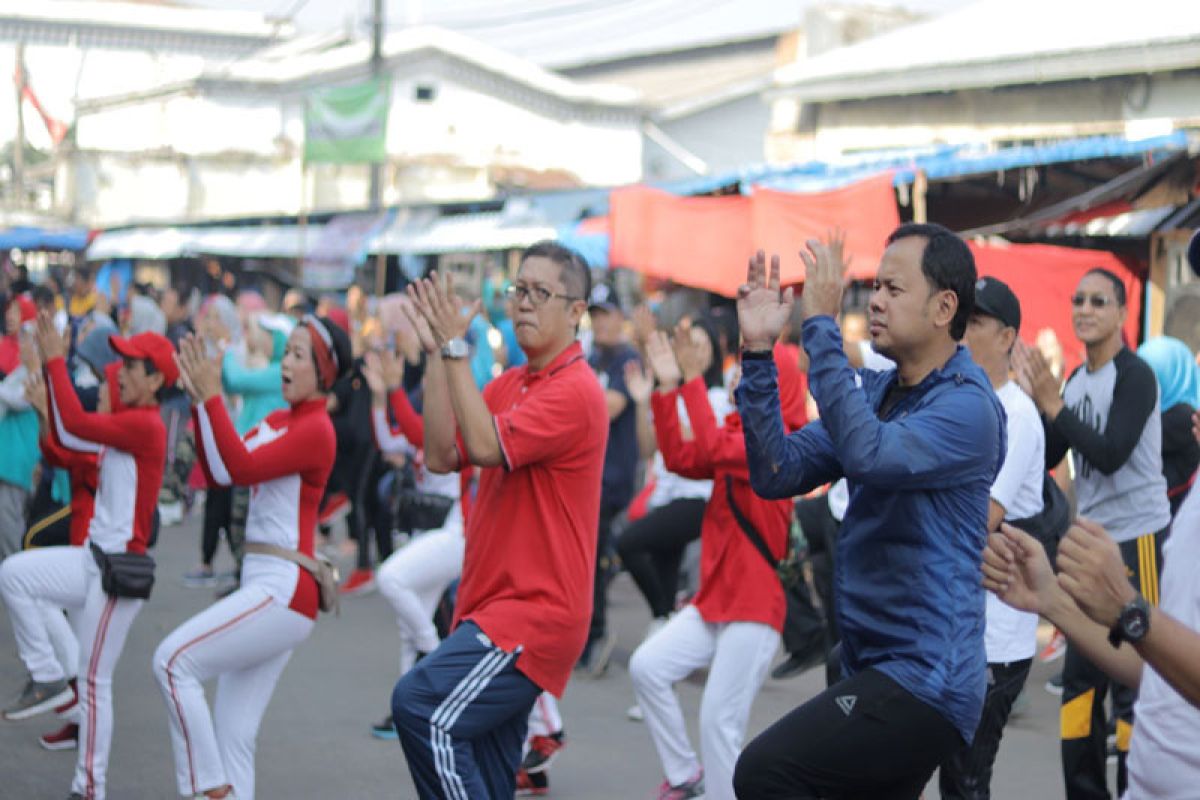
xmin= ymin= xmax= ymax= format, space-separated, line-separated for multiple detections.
xmin=393 ymin=241 xmax=608 ymax=800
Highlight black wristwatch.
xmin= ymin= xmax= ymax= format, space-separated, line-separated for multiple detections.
xmin=1108 ymin=594 xmax=1151 ymax=648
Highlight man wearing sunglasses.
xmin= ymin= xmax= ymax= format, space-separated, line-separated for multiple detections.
xmin=1013 ymin=268 xmax=1170 ymax=800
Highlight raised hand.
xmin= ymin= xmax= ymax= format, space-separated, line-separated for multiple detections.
xmin=399 ymin=301 xmax=439 ymax=355
xmin=1012 ymin=340 xmax=1063 ymax=417
xmin=624 ymin=359 xmax=653 ymax=405
xmin=798 ymin=231 xmax=849 ymax=322
xmin=363 ymin=351 xmax=387 ymax=400
xmin=645 ymin=330 xmax=683 ymax=391
xmin=671 ymin=319 xmax=706 ymax=384
xmin=632 ymin=303 xmax=657 ymax=350
xmin=24 ymin=372 xmax=48 ymax=420
xmin=174 ymin=332 xmax=222 ymax=404
xmin=34 ymin=311 xmax=66 ymax=362
xmin=407 ymin=271 xmax=481 ymax=350
xmin=981 ymin=524 xmax=1057 ymax=615
xmin=18 ymin=329 xmax=40 ymax=373
xmin=736 ymin=250 xmax=793 ymax=352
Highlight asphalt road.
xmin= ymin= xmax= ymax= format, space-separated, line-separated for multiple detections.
xmin=1 ymin=511 xmax=1081 ymax=799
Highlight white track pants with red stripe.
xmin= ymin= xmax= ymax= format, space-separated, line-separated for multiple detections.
xmin=0 ymin=545 xmax=144 ymax=800
xmin=152 ymin=584 xmax=312 ymax=800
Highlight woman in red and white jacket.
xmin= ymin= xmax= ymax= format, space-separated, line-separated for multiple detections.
xmin=628 ymin=326 xmax=804 ymax=800
xmin=153 ymin=316 xmax=349 ymax=800
xmin=1 ymin=314 xmax=172 ymax=800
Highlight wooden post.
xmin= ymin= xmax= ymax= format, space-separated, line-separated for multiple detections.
xmin=913 ymin=170 xmax=928 ymax=224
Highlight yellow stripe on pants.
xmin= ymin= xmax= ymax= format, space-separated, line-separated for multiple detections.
xmin=1116 ymin=718 xmax=1133 ymax=753
xmin=1061 ymin=688 xmax=1095 ymax=740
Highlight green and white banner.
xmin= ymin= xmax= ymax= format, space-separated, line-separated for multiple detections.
xmin=304 ymin=77 xmax=389 ymax=164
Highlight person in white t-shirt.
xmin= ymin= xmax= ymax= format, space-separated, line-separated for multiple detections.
xmin=941 ymin=276 xmax=1046 ymax=799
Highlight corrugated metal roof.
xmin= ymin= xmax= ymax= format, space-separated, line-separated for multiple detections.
xmin=774 ymin=0 xmax=1200 ymax=100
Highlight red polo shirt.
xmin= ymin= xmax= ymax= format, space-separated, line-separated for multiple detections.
xmin=452 ymin=341 xmax=608 ymax=697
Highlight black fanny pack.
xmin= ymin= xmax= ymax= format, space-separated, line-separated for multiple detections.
xmin=90 ymin=542 xmax=156 ymax=600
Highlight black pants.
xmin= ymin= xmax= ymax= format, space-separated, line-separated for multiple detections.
xmin=1061 ymin=529 xmax=1165 ymax=800
xmin=353 ymin=450 xmax=393 ymax=571
xmin=939 ymin=658 xmax=1032 ymax=800
xmin=616 ymin=497 xmax=705 ymax=619
xmin=587 ymin=503 xmax=621 ymax=643
xmin=24 ymin=478 xmax=71 ymax=550
xmin=201 ymin=485 xmax=232 ymax=567
xmin=734 ymin=668 xmax=961 ymax=800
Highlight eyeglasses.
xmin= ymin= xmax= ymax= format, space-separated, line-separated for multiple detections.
xmin=504 ymin=284 xmax=578 ymax=307
xmin=1071 ymin=294 xmax=1116 ymax=309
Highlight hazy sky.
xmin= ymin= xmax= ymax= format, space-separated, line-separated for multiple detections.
xmin=181 ymin=0 xmax=977 ymax=37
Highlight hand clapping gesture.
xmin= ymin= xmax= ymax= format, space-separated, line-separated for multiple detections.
xmin=671 ymin=320 xmax=706 ymax=385
xmin=363 ymin=349 xmax=403 ymax=403
xmin=24 ymin=371 xmax=48 ymax=420
xmin=34 ymin=311 xmax=66 ymax=362
xmin=645 ymin=330 xmax=683 ymax=392
xmin=1012 ymin=340 xmax=1064 ymax=418
xmin=624 ymin=359 xmax=653 ymax=406
xmin=737 ymin=251 xmax=793 ymax=353
xmin=981 ymin=524 xmax=1058 ymax=615
xmin=174 ymin=332 xmax=222 ymax=404
xmin=405 ymin=271 xmax=481 ymax=353
xmin=798 ymin=230 xmax=850 ymax=323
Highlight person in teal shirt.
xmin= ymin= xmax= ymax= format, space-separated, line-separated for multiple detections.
xmin=221 ymin=313 xmax=293 ymax=435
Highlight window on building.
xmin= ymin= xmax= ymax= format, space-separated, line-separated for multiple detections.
xmin=414 ymin=84 xmax=437 ymax=103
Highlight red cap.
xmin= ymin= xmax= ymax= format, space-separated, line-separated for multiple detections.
xmin=7 ymin=293 xmax=36 ymax=323
xmin=109 ymin=332 xmax=178 ymax=388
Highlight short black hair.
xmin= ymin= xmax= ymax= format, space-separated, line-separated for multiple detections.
xmin=691 ymin=314 xmax=726 ymax=390
xmin=31 ymin=285 xmax=55 ymax=309
xmin=886 ymin=223 xmax=976 ymax=340
xmin=1083 ymin=268 xmax=1126 ymax=307
xmin=520 ymin=241 xmax=591 ymax=303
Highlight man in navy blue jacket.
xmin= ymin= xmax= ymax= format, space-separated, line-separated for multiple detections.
xmin=732 ymin=225 xmax=1006 ymax=800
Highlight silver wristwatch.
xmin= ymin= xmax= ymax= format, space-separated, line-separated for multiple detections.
xmin=441 ymin=337 xmax=469 ymax=360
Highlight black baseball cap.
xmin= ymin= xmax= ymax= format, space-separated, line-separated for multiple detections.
xmin=588 ymin=283 xmax=621 ymax=314
xmin=973 ymin=276 xmax=1021 ymax=332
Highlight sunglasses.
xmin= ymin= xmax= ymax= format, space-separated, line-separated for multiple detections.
xmin=1071 ymin=294 xmax=1115 ymax=309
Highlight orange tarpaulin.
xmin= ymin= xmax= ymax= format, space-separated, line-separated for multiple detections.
xmin=610 ymin=174 xmax=900 ymax=296
xmin=971 ymin=242 xmax=1141 ymax=376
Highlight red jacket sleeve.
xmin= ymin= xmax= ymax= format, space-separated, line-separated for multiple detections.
xmin=44 ymin=357 xmax=157 ymax=454
xmin=679 ymin=378 xmax=749 ymax=477
xmin=388 ymin=388 xmax=425 ymax=448
xmin=650 ymin=384 xmax=714 ymax=480
xmin=40 ymin=435 xmax=97 ymax=472
xmin=195 ymin=396 xmax=334 ymax=486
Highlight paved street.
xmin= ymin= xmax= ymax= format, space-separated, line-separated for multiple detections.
xmin=1 ymin=511 xmax=1075 ymax=799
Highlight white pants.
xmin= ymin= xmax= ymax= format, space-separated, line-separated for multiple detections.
xmin=153 ymin=583 xmax=313 ymax=800
xmin=527 ymin=692 xmax=564 ymax=738
xmin=376 ymin=513 xmax=464 ymax=675
xmin=629 ymin=604 xmax=779 ymax=800
xmin=0 ymin=545 xmax=144 ymax=800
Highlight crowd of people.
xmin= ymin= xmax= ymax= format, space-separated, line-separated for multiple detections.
xmin=1 ymin=224 xmax=1200 ymax=800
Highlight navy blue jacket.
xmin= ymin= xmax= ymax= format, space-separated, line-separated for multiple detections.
xmin=736 ymin=316 xmax=1005 ymax=742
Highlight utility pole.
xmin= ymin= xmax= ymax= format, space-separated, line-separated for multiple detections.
xmin=13 ymin=42 xmax=25 ymax=208
xmin=368 ymin=0 xmax=384 ymax=210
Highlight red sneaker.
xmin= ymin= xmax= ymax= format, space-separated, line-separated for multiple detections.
xmin=516 ymin=768 xmax=549 ymax=796
xmin=54 ymin=678 xmax=77 ymax=718
xmin=339 ymin=568 xmax=375 ymax=596
xmin=1039 ymin=629 xmax=1067 ymax=663
xmin=522 ymin=732 xmax=565 ymax=774
xmin=39 ymin=722 xmax=79 ymax=751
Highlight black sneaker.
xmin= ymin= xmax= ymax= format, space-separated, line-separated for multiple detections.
xmin=371 ymin=714 xmax=398 ymax=740
xmin=3 ymin=678 xmax=73 ymax=721
xmin=1045 ymin=672 xmax=1064 ymax=696
xmin=770 ymin=642 xmax=826 ymax=680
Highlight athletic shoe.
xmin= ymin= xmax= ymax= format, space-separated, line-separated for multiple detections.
xmin=770 ymin=641 xmax=826 ymax=680
xmin=182 ymin=567 xmax=217 ymax=588
xmin=318 ymin=492 xmax=350 ymax=525
xmin=626 ymin=702 xmax=644 ymax=722
xmin=371 ymin=714 xmax=398 ymax=740
xmin=3 ymin=677 xmax=73 ymax=721
xmin=1039 ymin=629 xmax=1067 ymax=663
xmin=53 ymin=679 xmax=77 ymax=718
xmin=39 ymin=722 xmax=79 ymax=751
xmin=339 ymin=569 xmax=375 ymax=596
xmin=1045 ymin=671 xmax=1064 ymax=696
xmin=515 ymin=768 xmax=549 ymax=796
xmin=658 ymin=768 xmax=704 ymax=800
xmin=522 ymin=732 xmax=565 ymax=774
xmin=576 ymin=631 xmax=616 ymax=677
xmin=159 ymin=501 xmax=184 ymax=527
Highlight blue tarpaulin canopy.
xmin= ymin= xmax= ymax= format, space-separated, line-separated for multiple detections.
xmin=0 ymin=226 xmax=90 ymax=251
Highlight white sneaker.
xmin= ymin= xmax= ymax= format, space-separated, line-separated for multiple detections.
xmin=626 ymin=702 xmax=644 ymax=722
xmin=159 ymin=501 xmax=183 ymax=527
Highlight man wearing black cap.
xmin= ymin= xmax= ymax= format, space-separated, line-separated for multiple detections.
xmin=939 ymin=276 xmax=1049 ymax=798
xmin=580 ymin=283 xmax=641 ymax=676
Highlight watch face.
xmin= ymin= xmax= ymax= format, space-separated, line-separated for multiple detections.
xmin=1126 ymin=610 xmax=1148 ymax=639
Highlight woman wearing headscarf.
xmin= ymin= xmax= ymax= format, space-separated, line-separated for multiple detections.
xmin=1137 ymin=336 xmax=1200 ymax=515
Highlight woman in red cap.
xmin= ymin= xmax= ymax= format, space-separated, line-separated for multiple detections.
xmin=154 ymin=314 xmax=348 ymax=800
xmin=0 ymin=313 xmax=172 ymax=800
xmin=628 ymin=323 xmax=803 ymax=800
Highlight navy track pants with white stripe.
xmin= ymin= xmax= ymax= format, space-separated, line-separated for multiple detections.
xmin=392 ymin=620 xmax=542 ymax=800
